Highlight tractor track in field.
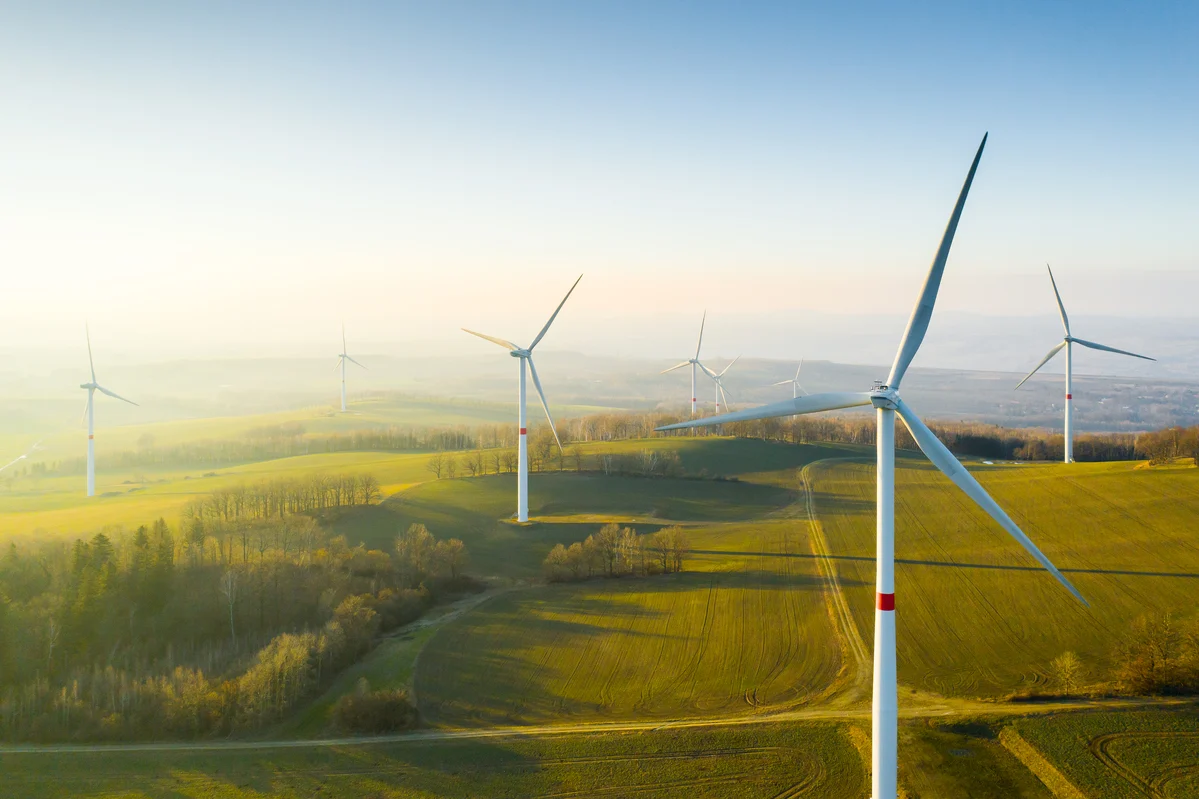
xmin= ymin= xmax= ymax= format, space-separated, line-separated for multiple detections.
xmin=800 ymin=459 xmax=871 ymax=701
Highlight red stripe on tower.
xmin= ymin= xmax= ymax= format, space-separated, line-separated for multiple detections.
xmin=519 ymin=428 xmax=527 ymax=435
xmin=88 ymin=435 xmax=94 ymax=440
xmin=1066 ymin=394 xmax=1072 ymax=400
xmin=876 ymin=592 xmax=895 ymax=611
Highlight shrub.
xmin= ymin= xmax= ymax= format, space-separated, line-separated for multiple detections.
xmin=331 ymin=682 xmax=419 ymax=734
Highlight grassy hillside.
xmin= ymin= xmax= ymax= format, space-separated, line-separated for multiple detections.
xmin=0 ymin=722 xmax=866 ymax=799
xmin=416 ymin=519 xmax=845 ymax=726
xmin=811 ymin=456 xmax=1199 ymax=697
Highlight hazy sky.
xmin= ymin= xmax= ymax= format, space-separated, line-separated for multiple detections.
xmin=2 ymin=1 xmax=1197 ymax=360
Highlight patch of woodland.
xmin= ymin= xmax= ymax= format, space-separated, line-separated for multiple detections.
xmin=543 ymin=523 xmax=690 ymax=583
xmin=0 ymin=481 xmax=474 ymax=743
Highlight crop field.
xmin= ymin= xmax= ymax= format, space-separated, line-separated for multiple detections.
xmin=0 ymin=722 xmax=866 ymax=798
xmin=415 ymin=518 xmax=846 ymax=726
xmin=1012 ymin=707 xmax=1199 ymax=798
xmin=810 ymin=456 xmax=1199 ymax=697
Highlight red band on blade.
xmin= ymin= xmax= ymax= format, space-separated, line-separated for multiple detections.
xmin=519 ymin=428 xmax=527 ymax=435
xmin=1066 ymin=394 xmax=1072 ymax=400
xmin=877 ymin=593 xmax=895 ymax=611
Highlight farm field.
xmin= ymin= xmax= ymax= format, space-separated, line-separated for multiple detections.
xmin=0 ymin=722 xmax=867 ymax=799
xmin=810 ymin=456 xmax=1199 ymax=697
xmin=415 ymin=518 xmax=847 ymax=726
xmin=1012 ymin=706 xmax=1199 ymax=798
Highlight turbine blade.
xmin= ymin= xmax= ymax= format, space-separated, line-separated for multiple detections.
xmin=661 ymin=361 xmax=692 ymax=374
xmin=85 ymin=323 xmax=96 ymax=383
xmin=719 ymin=354 xmax=740 ymax=377
xmin=695 ymin=310 xmax=706 ymax=360
xmin=795 ymin=382 xmax=809 ymax=396
xmin=346 ymin=355 xmax=367 ymax=369
xmin=894 ymin=398 xmax=1087 ymax=605
xmin=529 ymin=274 xmax=583 ymax=351
xmin=1046 ymin=265 xmax=1070 ymax=336
xmin=526 ymin=356 xmax=562 ymax=452
xmin=462 ymin=328 xmax=519 ymax=351
xmin=333 ymin=356 xmax=344 ymax=371
xmin=769 ymin=379 xmax=793 ymax=387
xmin=795 ymin=360 xmax=803 ymax=381
xmin=1071 ymin=337 xmax=1155 ymax=362
xmin=718 ymin=383 xmax=731 ymax=409
xmin=656 ymin=391 xmax=872 ymax=431
xmin=696 ymin=361 xmax=718 ymax=380
xmin=887 ymin=134 xmax=987 ymax=389
xmin=342 ymin=323 xmax=347 ymax=355
xmin=96 ymin=385 xmax=139 ymax=406
xmin=1014 ymin=341 xmax=1067 ymax=390
xmin=80 ymin=393 xmax=92 ymax=426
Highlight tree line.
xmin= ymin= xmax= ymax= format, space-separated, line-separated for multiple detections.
xmin=543 ymin=524 xmax=690 ymax=582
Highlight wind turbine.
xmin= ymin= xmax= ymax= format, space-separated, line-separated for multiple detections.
xmin=661 ymin=312 xmax=709 ymax=417
xmin=770 ymin=360 xmax=808 ymax=398
xmin=462 ymin=275 xmax=582 ymax=522
xmin=656 ymin=135 xmax=1086 ymax=799
xmin=705 ymin=355 xmax=740 ymax=413
xmin=1015 ymin=265 xmax=1154 ymax=463
xmin=335 ymin=324 xmax=367 ymax=412
xmin=80 ymin=326 xmax=137 ymax=497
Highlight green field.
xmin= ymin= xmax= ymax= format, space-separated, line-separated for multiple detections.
xmin=810 ymin=456 xmax=1199 ymax=697
xmin=1013 ymin=707 xmax=1199 ymax=798
xmin=0 ymin=722 xmax=866 ymax=798
xmin=416 ymin=519 xmax=845 ymax=726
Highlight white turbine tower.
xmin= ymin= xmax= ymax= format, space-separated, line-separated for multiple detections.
xmin=656 ymin=135 xmax=1086 ymax=799
xmin=1015 ymin=265 xmax=1154 ymax=463
xmin=770 ymin=360 xmax=808 ymax=398
xmin=462 ymin=275 xmax=582 ymax=523
xmin=335 ymin=325 xmax=367 ymax=413
xmin=80 ymin=326 xmax=137 ymax=497
xmin=661 ymin=312 xmax=709 ymax=417
xmin=703 ymin=355 xmax=740 ymax=413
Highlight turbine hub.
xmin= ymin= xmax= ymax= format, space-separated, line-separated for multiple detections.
xmin=869 ymin=385 xmax=898 ymax=409
xmin=511 ymin=349 xmax=530 ymax=359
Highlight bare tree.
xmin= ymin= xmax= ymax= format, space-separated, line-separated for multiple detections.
xmin=425 ymin=452 xmax=445 ymax=479
xmin=221 ymin=569 xmax=239 ymax=649
xmin=1049 ymin=651 xmax=1083 ymax=697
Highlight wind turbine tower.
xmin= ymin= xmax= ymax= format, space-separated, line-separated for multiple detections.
xmin=335 ymin=325 xmax=367 ymax=412
xmin=1015 ymin=266 xmax=1154 ymax=463
xmin=80 ymin=326 xmax=137 ymax=497
xmin=462 ymin=275 xmax=582 ymax=522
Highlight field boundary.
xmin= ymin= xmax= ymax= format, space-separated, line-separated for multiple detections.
xmin=999 ymin=727 xmax=1088 ymax=799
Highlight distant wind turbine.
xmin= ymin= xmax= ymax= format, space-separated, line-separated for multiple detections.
xmin=656 ymin=135 xmax=1086 ymax=799
xmin=661 ymin=312 xmax=709 ymax=417
xmin=80 ymin=326 xmax=137 ymax=497
xmin=1015 ymin=265 xmax=1154 ymax=463
xmin=462 ymin=275 xmax=582 ymax=522
xmin=704 ymin=355 xmax=740 ymax=413
xmin=335 ymin=325 xmax=367 ymax=412
xmin=770 ymin=360 xmax=807 ymax=398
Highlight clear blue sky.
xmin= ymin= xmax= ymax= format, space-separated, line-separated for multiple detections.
xmin=1 ymin=1 xmax=1196 ymax=356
